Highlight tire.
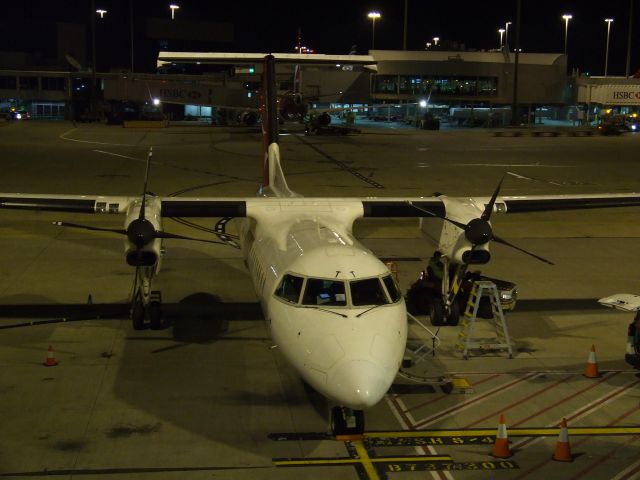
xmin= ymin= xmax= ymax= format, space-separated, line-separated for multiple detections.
xmin=429 ymin=299 xmax=445 ymax=326
xmin=446 ymin=300 xmax=461 ymax=326
xmin=148 ymin=301 xmax=162 ymax=330
xmin=131 ymin=303 xmax=145 ymax=330
xmin=330 ymin=406 xmax=347 ymax=436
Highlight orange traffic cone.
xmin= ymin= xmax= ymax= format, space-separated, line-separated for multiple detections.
xmin=44 ymin=345 xmax=58 ymax=367
xmin=491 ymin=414 xmax=512 ymax=458
xmin=552 ymin=418 xmax=573 ymax=462
xmin=584 ymin=344 xmax=600 ymax=378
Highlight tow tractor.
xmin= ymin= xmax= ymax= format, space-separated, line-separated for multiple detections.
xmin=598 ymin=293 xmax=640 ymax=369
xmin=405 ymin=268 xmax=517 ymax=326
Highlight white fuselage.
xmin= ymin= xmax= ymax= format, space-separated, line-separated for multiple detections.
xmin=239 ymin=212 xmax=407 ymax=409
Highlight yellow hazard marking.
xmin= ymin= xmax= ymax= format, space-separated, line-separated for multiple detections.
xmin=451 ymin=378 xmax=473 ymax=389
xmin=274 ymin=458 xmax=364 ymax=466
xmin=353 ymin=440 xmax=380 ymax=480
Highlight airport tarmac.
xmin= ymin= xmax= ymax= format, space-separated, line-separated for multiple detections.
xmin=0 ymin=120 xmax=639 ymax=479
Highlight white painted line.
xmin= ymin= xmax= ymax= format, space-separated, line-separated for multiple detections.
xmin=92 ymin=150 xmax=145 ymax=162
xmin=609 ymin=458 xmax=640 ymax=480
xmin=60 ymin=128 xmax=136 ymax=146
xmin=384 ymin=395 xmax=454 ymax=480
xmin=511 ymin=376 xmax=640 ymax=451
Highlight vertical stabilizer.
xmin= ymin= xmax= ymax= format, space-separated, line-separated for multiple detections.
xmin=261 ymin=55 xmax=279 ymax=187
xmin=260 ymin=55 xmax=297 ymax=198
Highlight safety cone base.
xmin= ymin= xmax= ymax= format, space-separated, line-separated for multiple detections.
xmin=490 ymin=447 xmax=513 ymax=458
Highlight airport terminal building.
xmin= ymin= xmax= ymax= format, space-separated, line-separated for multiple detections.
xmin=2 ymin=48 xmax=640 ymax=126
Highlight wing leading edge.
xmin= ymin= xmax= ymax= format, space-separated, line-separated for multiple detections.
xmin=0 ymin=193 xmax=639 ymax=218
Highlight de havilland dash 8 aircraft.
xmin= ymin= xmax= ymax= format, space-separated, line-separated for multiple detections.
xmin=2 ymin=54 xmax=640 ymax=435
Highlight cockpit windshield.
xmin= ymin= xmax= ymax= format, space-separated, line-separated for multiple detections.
xmin=382 ymin=274 xmax=401 ymax=303
xmin=274 ymin=273 xmax=402 ymax=308
xmin=275 ymin=274 xmax=304 ymax=303
xmin=302 ymin=278 xmax=347 ymax=306
xmin=350 ymin=277 xmax=389 ymax=306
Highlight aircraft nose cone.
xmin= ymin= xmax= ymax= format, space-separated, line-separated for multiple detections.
xmin=329 ymin=360 xmax=392 ymax=409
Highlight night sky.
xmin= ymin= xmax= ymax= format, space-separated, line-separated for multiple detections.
xmin=5 ymin=0 xmax=640 ymax=76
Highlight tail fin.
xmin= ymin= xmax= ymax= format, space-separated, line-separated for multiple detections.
xmin=260 ymin=54 xmax=297 ymax=198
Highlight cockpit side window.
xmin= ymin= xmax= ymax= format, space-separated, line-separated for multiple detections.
xmin=350 ymin=278 xmax=389 ymax=306
xmin=302 ymin=279 xmax=347 ymax=306
xmin=275 ymin=274 xmax=304 ymax=303
xmin=382 ymin=275 xmax=401 ymax=303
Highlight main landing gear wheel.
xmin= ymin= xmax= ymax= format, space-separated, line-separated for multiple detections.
xmin=429 ymin=299 xmax=460 ymax=326
xmin=330 ymin=406 xmax=365 ymax=436
xmin=131 ymin=300 xmax=145 ymax=330
xmin=148 ymin=300 xmax=162 ymax=330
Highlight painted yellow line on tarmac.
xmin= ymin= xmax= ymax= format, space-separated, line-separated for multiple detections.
xmin=273 ymin=454 xmax=453 ymax=467
xmin=353 ymin=441 xmax=380 ymax=480
xmin=367 ymin=426 xmax=640 ymax=438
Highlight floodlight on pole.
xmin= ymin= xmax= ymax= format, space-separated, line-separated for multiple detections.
xmin=169 ymin=4 xmax=180 ymax=20
xmin=433 ymin=36 xmax=439 ymax=46
xmin=505 ymin=21 xmax=512 ymax=49
xmin=96 ymin=9 xmax=107 ymax=18
xmin=498 ymin=28 xmax=505 ymax=48
xmin=605 ymin=18 xmax=614 ymax=77
xmin=367 ymin=11 xmax=381 ymax=50
xmin=562 ymin=14 xmax=572 ymax=56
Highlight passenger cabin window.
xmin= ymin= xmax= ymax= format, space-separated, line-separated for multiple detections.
xmin=275 ymin=274 xmax=304 ymax=303
xmin=383 ymin=275 xmax=401 ymax=303
xmin=350 ymin=278 xmax=389 ymax=306
xmin=302 ymin=279 xmax=347 ymax=306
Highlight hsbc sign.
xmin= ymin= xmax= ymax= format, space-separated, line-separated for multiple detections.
xmin=574 ymin=83 xmax=640 ymax=105
xmin=612 ymin=91 xmax=640 ymax=100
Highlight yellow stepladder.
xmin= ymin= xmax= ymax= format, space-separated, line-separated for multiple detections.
xmin=455 ymin=280 xmax=513 ymax=359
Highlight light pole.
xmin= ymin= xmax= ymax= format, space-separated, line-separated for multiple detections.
xmin=562 ymin=14 xmax=572 ymax=56
xmin=433 ymin=36 xmax=439 ymax=46
xmin=605 ymin=18 xmax=614 ymax=76
xmin=96 ymin=8 xmax=107 ymax=18
xmin=498 ymin=28 xmax=505 ymax=48
xmin=169 ymin=4 xmax=180 ymax=20
xmin=367 ymin=11 xmax=381 ymax=50
xmin=505 ymin=21 xmax=512 ymax=49
xmin=130 ymin=0 xmax=134 ymax=72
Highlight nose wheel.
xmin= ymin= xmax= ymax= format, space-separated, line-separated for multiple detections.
xmin=330 ymin=406 xmax=365 ymax=436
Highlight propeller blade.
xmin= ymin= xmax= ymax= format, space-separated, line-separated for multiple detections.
xmin=492 ymin=234 xmax=554 ymax=265
xmin=53 ymin=221 xmax=127 ymax=235
xmin=154 ymin=231 xmax=227 ymax=245
xmin=481 ymin=175 xmax=505 ymax=221
xmin=406 ymin=201 xmax=468 ymax=230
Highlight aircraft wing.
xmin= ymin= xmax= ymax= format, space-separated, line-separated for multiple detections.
xmin=0 ymin=193 xmax=639 ymax=218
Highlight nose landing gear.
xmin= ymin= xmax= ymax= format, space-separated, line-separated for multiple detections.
xmin=130 ymin=266 xmax=163 ymax=330
xmin=330 ymin=406 xmax=365 ymax=436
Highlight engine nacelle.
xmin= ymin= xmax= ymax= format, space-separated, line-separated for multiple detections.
xmin=124 ymin=197 xmax=163 ymax=269
xmin=126 ymin=248 xmax=159 ymax=266
xmin=420 ymin=196 xmax=495 ymax=265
